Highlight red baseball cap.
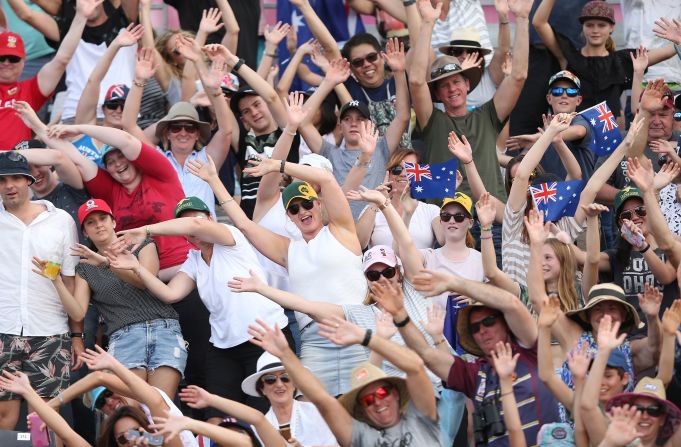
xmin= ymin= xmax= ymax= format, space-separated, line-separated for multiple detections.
xmin=78 ymin=199 xmax=114 ymax=226
xmin=0 ymin=32 xmax=25 ymax=59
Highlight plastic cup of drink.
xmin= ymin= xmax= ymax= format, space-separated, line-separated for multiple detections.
xmin=43 ymin=261 xmax=62 ymax=280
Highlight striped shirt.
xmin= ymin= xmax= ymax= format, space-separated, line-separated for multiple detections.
xmin=432 ymin=0 xmax=493 ymax=58
xmin=502 ymin=201 xmax=582 ymax=288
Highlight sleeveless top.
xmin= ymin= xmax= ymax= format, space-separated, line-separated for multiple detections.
xmin=287 ymin=226 xmax=367 ymax=329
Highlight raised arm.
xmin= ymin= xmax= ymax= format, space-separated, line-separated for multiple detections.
xmin=381 ymin=38 xmax=410 ymax=152
xmin=50 ymin=124 xmax=143 ymax=160
xmin=121 ymin=47 xmax=158 ymax=144
xmin=476 ymin=193 xmax=518 ymax=293
xmin=152 ymin=413 xmax=253 ymax=447
xmin=288 ymin=0 xmax=341 ymax=60
xmin=249 ymin=320 xmax=353 ymax=447
xmin=75 ymin=24 xmax=143 ymax=125
xmin=319 ymin=312 xmax=437 ymax=421
xmin=553 ymin=135 xmax=582 ymax=181
xmin=489 ymin=0 xmax=511 ymax=86
xmin=531 ymin=0 xmax=566 ymax=68
xmin=5 ymin=0 xmax=59 ymax=41
xmin=492 ymin=0 xmax=531 ymax=121
xmin=36 ymin=0 xmax=96 ymax=96
xmin=18 ymin=148 xmax=83 ymax=189
xmin=629 ymin=47 xmax=647 ymax=114
xmin=537 ymin=296 xmax=574 ymax=408
xmin=525 ymin=209 xmax=550 ymax=313
xmin=658 ymin=301 xmax=681 ymax=386
xmin=342 ymin=120 xmax=379 ymax=193
xmin=257 ymin=22 xmax=290 ymax=79
xmin=409 ymin=0 xmax=440 ymax=128
xmin=490 ymin=342 xmax=526 ymax=447
xmin=276 ymin=39 xmax=316 ymax=98
xmin=581 ymin=204 xmax=611 ymax=297
xmin=214 ymin=0 xmax=239 ymax=53
xmin=0 ymin=372 xmax=89 ymax=447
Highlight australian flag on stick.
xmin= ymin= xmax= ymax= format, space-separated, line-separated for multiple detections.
xmin=529 ymin=179 xmax=585 ymax=222
xmin=405 ymin=158 xmax=458 ymax=199
xmin=579 ymin=101 xmax=622 ymax=156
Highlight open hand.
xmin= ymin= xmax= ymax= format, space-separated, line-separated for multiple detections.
xmin=382 ymin=37 xmax=406 ymax=73
xmin=248 ymin=319 xmax=291 ymax=358
xmin=178 ymin=385 xmax=213 ymax=410
xmin=228 ymin=269 xmax=266 ymax=294
xmin=447 ymin=132 xmax=472 ymax=164
xmin=198 ymin=8 xmax=224 ymax=35
xmin=114 ymin=23 xmax=144 ymax=48
xmin=490 ymin=341 xmax=519 ymax=380
xmin=79 ymin=345 xmax=120 ymax=371
xmin=318 ymin=316 xmax=364 ymax=346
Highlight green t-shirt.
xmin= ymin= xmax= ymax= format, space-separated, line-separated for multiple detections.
xmin=422 ymin=100 xmax=508 ymax=202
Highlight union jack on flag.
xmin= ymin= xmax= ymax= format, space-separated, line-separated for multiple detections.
xmin=529 ymin=179 xmax=585 ymax=222
xmin=405 ymin=158 xmax=458 ymax=199
xmin=579 ymin=101 xmax=622 ymax=156
xmin=403 ymin=162 xmax=432 ymax=182
xmin=529 ymin=182 xmax=558 ymax=206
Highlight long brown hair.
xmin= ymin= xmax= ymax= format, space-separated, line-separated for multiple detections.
xmin=155 ymin=30 xmax=196 ymax=78
xmin=387 ymin=148 xmax=420 ymax=170
xmin=545 ymin=239 xmax=580 ymax=312
xmin=98 ymin=406 xmax=151 ymax=447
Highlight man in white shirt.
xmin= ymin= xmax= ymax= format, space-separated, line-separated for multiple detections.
xmin=0 ymin=151 xmax=79 ymax=429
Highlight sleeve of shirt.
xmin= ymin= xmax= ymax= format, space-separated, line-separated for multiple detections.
xmin=84 ymin=169 xmax=115 ymax=203
xmin=132 ymin=143 xmax=180 ymax=183
xmin=60 ymin=213 xmax=80 ymax=276
xmin=22 ymin=77 xmax=50 ymax=109
xmin=445 ymin=356 xmax=479 ymax=397
xmin=557 ymin=216 xmax=584 ymax=242
xmin=319 ymin=139 xmax=336 ymax=159
xmin=419 ymin=248 xmax=435 ymax=268
xmin=483 ymin=98 xmax=506 ymax=130
xmin=502 ymin=201 xmax=525 ymax=244
xmin=178 ymin=253 xmax=197 ymax=281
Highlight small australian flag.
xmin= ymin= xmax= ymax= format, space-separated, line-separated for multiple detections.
xmin=529 ymin=179 xmax=585 ymax=222
xmin=579 ymin=101 xmax=622 ymax=156
xmin=404 ymin=158 xmax=458 ymax=199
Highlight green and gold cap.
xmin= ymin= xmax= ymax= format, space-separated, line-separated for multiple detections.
xmin=441 ymin=191 xmax=473 ymax=216
xmin=614 ymin=186 xmax=643 ymax=215
xmin=281 ymin=181 xmax=318 ymax=209
xmin=174 ymin=196 xmax=210 ymax=217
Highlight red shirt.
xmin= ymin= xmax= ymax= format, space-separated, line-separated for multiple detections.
xmin=0 ymin=77 xmax=49 ymax=149
xmin=85 ymin=143 xmax=190 ymax=269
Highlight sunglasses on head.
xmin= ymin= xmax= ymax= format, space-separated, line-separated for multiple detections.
xmin=440 ymin=212 xmax=468 ymax=223
xmin=358 ymin=384 xmax=394 ymax=408
xmin=261 ymin=373 xmax=291 ymax=385
xmin=430 ymin=63 xmax=460 ymax=80
xmin=550 ymin=87 xmax=580 ymax=97
xmin=350 ymin=52 xmax=379 ymax=68
xmin=619 ymin=206 xmax=646 ymax=221
xmin=469 ymin=314 xmax=500 ymax=334
xmin=95 ymin=389 xmax=114 ymax=410
xmin=390 ymin=165 xmax=404 ymax=175
xmin=447 ymin=48 xmax=478 ymax=58
xmin=674 ymin=112 xmax=681 ymax=122
xmin=0 ymin=55 xmax=21 ymax=63
xmin=365 ymin=266 xmax=397 ymax=282
xmin=104 ymin=102 xmax=125 ymax=111
xmin=634 ymin=404 xmax=665 ymax=417
xmin=287 ymin=199 xmax=315 ymax=215
xmin=169 ymin=123 xmax=198 ymax=134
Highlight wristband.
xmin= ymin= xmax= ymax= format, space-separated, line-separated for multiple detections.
xmin=403 ymin=0 xmax=416 ymax=5
xmin=69 ymin=332 xmax=84 ymax=339
xmin=354 ymin=157 xmax=372 ymax=169
xmin=463 ymin=159 xmax=473 ymax=165
xmin=57 ymin=392 xmax=65 ymax=405
xmin=265 ymin=52 xmax=277 ymax=58
xmin=145 ymin=225 xmax=152 ymax=238
xmin=232 ymin=58 xmax=245 ymax=72
xmin=283 ymin=128 xmax=296 ymax=136
xmin=361 ymin=329 xmax=373 ymax=347
xmin=280 ymin=160 xmax=286 ymax=173
xmin=378 ymin=198 xmax=391 ymax=211
xmin=434 ymin=338 xmax=447 ymax=346
xmin=499 ymin=21 xmax=510 ymax=25
xmin=133 ymin=79 xmax=146 ymax=88
xmin=639 ymin=243 xmax=651 ymax=254
xmin=219 ymin=198 xmax=234 ymax=206
xmin=480 ymin=235 xmax=493 ymax=240
xmin=480 ymin=225 xmax=493 ymax=232
xmin=393 ymin=315 xmax=410 ymax=328
xmin=500 ymin=390 xmax=513 ymax=397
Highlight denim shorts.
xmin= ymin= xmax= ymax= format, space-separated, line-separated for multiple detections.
xmin=108 ymin=319 xmax=188 ymax=377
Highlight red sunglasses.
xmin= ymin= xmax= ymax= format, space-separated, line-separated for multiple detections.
xmin=358 ymin=384 xmax=394 ymax=408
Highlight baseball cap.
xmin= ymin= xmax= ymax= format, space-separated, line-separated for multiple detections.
xmin=281 ymin=181 xmax=318 ymax=209
xmin=339 ymin=100 xmax=370 ymax=120
xmin=548 ymin=70 xmax=581 ymax=89
xmin=219 ymin=416 xmax=262 ymax=447
xmin=537 ymin=423 xmax=575 ymax=446
xmin=13 ymin=139 xmax=46 ymax=150
xmin=0 ymin=32 xmax=25 ymax=59
xmin=362 ymin=245 xmax=399 ymax=271
xmin=220 ymin=73 xmax=240 ymax=93
xmin=300 ymin=153 xmax=333 ymax=173
xmin=606 ymin=349 xmax=628 ymax=370
xmin=0 ymin=151 xmax=35 ymax=184
xmin=78 ymin=199 xmax=114 ymax=225
xmin=104 ymin=84 xmax=129 ymax=105
xmin=174 ymin=196 xmax=210 ymax=218
xmin=614 ymin=186 xmax=643 ymax=215
xmin=441 ymin=191 xmax=473 ymax=216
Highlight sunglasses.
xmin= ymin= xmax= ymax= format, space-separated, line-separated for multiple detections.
xmin=447 ymin=48 xmax=479 ymax=58
xmin=261 ymin=373 xmax=291 ymax=385
xmin=169 ymin=123 xmax=198 ymax=134
xmin=95 ymin=389 xmax=113 ymax=410
xmin=674 ymin=112 xmax=681 ymax=122
xmin=619 ymin=206 xmax=646 ymax=221
xmin=365 ymin=266 xmax=397 ymax=282
xmin=550 ymin=87 xmax=580 ymax=97
xmin=104 ymin=102 xmax=124 ymax=111
xmin=350 ymin=52 xmax=379 ymax=68
xmin=358 ymin=384 xmax=394 ymax=408
xmin=390 ymin=165 xmax=404 ymax=175
xmin=469 ymin=314 xmax=500 ymax=334
xmin=634 ymin=404 xmax=665 ymax=417
xmin=0 ymin=55 xmax=21 ymax=63
xmin=287 ymin=199 xmax=315 ymax=215
xmin=440 ymin=212 xmax=468 ymax=223
xmin=430 ymin=63 xmax=460 ymax=79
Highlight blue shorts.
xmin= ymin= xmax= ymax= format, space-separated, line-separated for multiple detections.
xmin=108 ymin=319 xmax=187 ymax=377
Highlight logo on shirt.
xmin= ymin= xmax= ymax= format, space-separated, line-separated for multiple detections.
xmin=6 ymin=88 xmax=17 ymax=96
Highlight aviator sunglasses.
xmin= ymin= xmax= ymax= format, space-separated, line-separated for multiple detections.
xmin=350 ymin=52 xmax=379 ymax=68
xmin=618 ymin=206 xmax=646 ymax=221
xmin=261 ymin=373 xmax=291 ymax=385
xmin=469 ymin=314 xmax=500 ymax=334
xmin=287 ymin=199 xmax=315 ymax=215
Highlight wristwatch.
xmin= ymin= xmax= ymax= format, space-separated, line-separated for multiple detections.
xmin=69 ymin=332 xmax=85 ymax=339
xmin=354 ymin=157 xmax=372 ymax=169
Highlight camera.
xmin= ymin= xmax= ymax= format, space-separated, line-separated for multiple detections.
xmin=472 ymin=397 xmax=506 ymax=444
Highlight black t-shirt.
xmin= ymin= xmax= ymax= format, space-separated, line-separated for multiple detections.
xmin=35 ymin=182 xmax=90 ymax=243
xmin=48 ymin=0 xmax=128 ymax=48
xmin=236 ymin=126 xmax=300 ymax=219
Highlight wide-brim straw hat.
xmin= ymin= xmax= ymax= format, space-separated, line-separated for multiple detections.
xmin=605 ymin=377 xmax=681 ymax=441
xmin=428 ymin=55 xmax=483 ymax=101
xmin=438 ymin=27 xmax=493 ymax=56
xmin=456 ymin=301 xmax=495 ymax=357
xmin=565 ymin=283 xmax=643 ymax=334
xmin=241 ymin=352 xmax=287 ymax=397
xmin=337 ymin=363 xmax=409 ymax=425
xmin=155 ymin=101 xmax=211 ymax=143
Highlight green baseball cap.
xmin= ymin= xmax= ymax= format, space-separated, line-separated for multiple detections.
xmin=174 ymin=196 xmax=210 ymax=217
xmin=281 ymin=181 xmax=318 ymax=209
xmin=614 ymin=186 xmax=643 ymax=215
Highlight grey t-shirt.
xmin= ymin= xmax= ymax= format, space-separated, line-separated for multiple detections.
xmin=350 ymin=401 xmax=440 ymax=446
xmin=320 ymin=137 xmax=390 ymax=220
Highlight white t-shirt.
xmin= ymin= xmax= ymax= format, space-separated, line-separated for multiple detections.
xmin=420 ymin=247 xmax=484 ymax=307
xmin=140 ymin=388 xmax=198 ymax=447
xmin=180 ymin=224 xmax=288 ymax=348
xmin=370 ymin=201 xmax=440 ymax=249
xmin=265 ymin=400 xmax=338 ymax=446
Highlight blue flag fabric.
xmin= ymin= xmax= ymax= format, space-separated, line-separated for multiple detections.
xmin=579 ymin=101 xmax=622 ymax=156
xmin=276 ymin=0 xmax=365 ymax=91
xmin=404 ymin=158 xmax=458 ymax=199
xmin=529 ymin=180 xmax=585 ymax=222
